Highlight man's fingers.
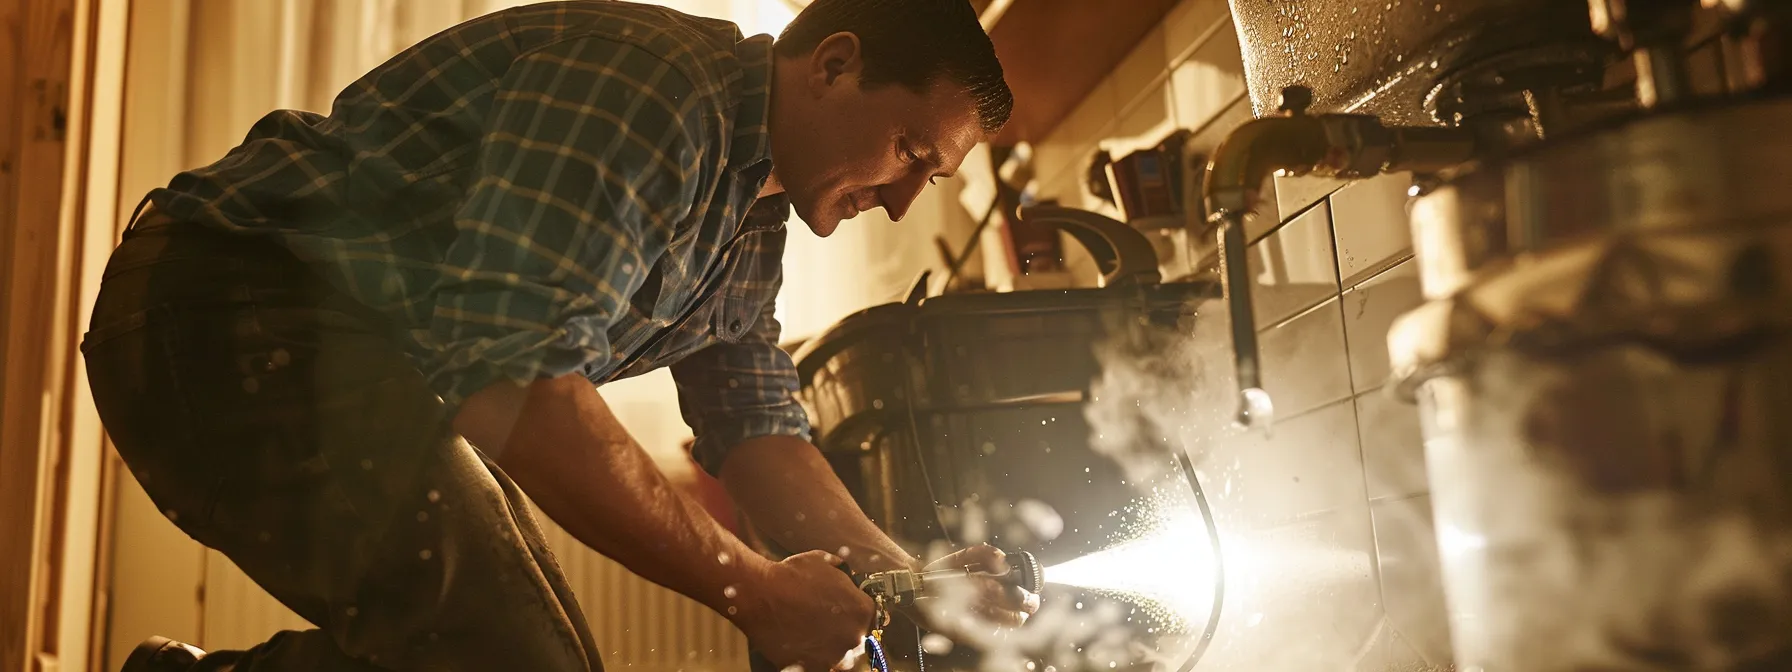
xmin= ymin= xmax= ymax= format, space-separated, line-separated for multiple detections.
xmin=977 ymin=604 xmax=1029 ymax=628
xmin=966 ymin=580 xmax=1031 ymax=628
xmin=957 ymin=544 xmax=1010 ymax=574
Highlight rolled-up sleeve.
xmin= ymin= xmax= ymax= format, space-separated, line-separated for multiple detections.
xmin=422 ymin=36 xmax=705 ymax=410
xmin=671 ymin=270 xmax=813 ymax=475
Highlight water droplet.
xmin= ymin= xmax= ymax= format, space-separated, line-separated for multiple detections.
xmin=921 ymin=634 xmax=954 ymax=655
xmin=419 ymin=549 xmax=433 ymax=560
xmin=361 ymin=459 xmax=374 ymax=470
xmin=346 ymin=606 xmax=359 ymax=617
xmin=427 ymin=490 xmax=441 ymax=503
xmin=417 ymin=510 xmax=429 ymax=522
xmin=717 ymin=552 xmax=733 ymax=566
xmin=723 ymin=585 xmax=739 ymax=599
xmin=1236 ymin=387 xmax=1277 ymax=432
xmin=727 ymin=606 xmax=738 ymax=615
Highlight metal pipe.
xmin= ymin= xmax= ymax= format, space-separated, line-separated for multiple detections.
xmin=1201 ymin=85 xmax=1476 ymax=428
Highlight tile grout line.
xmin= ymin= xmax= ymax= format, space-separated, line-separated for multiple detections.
xmin=1328 ymin=193 xmax=1404 ymax=645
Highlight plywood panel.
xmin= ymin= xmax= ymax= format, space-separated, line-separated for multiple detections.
xmin=53 ymin=2 xmax=133 ymax=670
xmin=1 ymin=0 xmax=82 ymax=668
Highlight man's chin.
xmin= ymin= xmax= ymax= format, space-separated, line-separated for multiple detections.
xmin=803 ymin=215 xmax=841 ymax=238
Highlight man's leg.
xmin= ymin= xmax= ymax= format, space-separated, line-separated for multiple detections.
xmin=84 ymin=223 xmax=603 ymax=671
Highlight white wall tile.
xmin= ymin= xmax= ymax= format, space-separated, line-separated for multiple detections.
xmin=1259 ymin=298 xmax=1353 ymax=420
xmin=1356 ymin=388 xmax=1427 ymax=502
xmin=1249 ymin=202 xmax=1337 ymax=329
xmin=1331 ymin=171 xmax=1415 ymax=287
xmin=1030 ymin=138 xmax=1082 ymax=193
xmin=1372 ymin=495 xmax=1454 ymax=666
xmin=1103 ymin=83 xmax=1179 ymax=158
xmin=1341 ymin=259 xmax=1422 ymax=391
xmin=1189 ymin=504 xmax=1382 ymax=670
xmin=1053 ymin=75 xmax=1121 ymax=156
xmin=1170 ymin=23 xmax=1246 ymax=131
xmin=1202 ymin=399 xmax=1366 ymax=530
xmin=1274 ymin=174 xmax=1349 ymax=221
xmin=1113 ymin=24 xmax=1171 ymax=111
xmin=1035 ymin=76 xmax=1119 ymax=188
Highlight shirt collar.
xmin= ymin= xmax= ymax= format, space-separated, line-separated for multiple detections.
xmin=728 ymin=34 xmax=775 ymax=172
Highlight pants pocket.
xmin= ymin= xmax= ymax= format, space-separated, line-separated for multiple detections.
xmin=83 ymin=308 xmax=229 ymax=543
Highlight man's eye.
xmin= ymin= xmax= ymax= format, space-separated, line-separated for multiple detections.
xmin=905 ymin=150 xmax=921 ymax=162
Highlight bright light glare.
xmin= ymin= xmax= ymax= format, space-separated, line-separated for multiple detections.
xmin=1045 ymin=496 xmax=1217 ymax=630
xmin=1437 ymin=522 xmax=1488 ymax=558
xmin=732 ymin=0 xmax=796 ymax=38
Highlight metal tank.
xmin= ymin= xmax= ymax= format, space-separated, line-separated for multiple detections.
xmin=1227 ymin=0 xmax=1606 ymax=125
xmin=794 ymin=207 xmax=1220 ymax=672
xmin=1387 ymin=86 xmax=1792 ymax=672
xmin=1199 ymin=0 xmax=1792 ymax=668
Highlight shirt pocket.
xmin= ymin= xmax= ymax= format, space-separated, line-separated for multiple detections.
xmin=710 ymin=290 xmax=756 ymax=344
xmin=709 ymin=233 xmax=783 ymax=344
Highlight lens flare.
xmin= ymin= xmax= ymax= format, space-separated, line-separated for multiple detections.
xmin=1044 ymin=493 xmax=1218 ymax=631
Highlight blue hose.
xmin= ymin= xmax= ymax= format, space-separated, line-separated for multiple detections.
xmin=866 ymin=635 xmax=889 ymax=672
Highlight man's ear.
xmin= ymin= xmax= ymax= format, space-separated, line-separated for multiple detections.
xmin=808 ymin=31 xmax=863 ymax=89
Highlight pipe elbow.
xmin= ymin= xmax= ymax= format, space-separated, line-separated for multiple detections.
xmin=1201 ymin=116 xmax=1330 ymax=222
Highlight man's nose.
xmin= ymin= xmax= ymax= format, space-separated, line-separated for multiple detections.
xmin=879 ymin=172 xmax=931 ymax=222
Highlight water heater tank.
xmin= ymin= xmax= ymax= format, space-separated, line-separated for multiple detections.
xmin=1228 ymin=0 xmax=1605 ymax=125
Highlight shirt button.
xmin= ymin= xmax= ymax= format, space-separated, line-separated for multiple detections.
xmin=729 ymin=319 xmax=742 ymax=333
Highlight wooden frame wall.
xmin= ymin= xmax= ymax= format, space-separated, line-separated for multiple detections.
xmin=2 ymin=0 xmax=129 ymax=670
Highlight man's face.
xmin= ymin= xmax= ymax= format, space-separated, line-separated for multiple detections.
xmin=771 ymin=34 xmax=985 ymax=237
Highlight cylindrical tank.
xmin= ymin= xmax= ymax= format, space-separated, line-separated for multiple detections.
xmin=1228 ymin=0 xmax=1604 ymax=124
xmin=1388 ymin=93 xmax=1792 ymax=670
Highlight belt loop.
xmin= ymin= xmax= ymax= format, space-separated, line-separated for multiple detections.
xmin=122 ymin=195 xmax=153 ymax=240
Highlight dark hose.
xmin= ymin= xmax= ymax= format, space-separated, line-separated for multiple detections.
xmin=1175 ymin=449 xmax=1224 ymax=672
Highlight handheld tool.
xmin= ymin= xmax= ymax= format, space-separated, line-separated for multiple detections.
xmin=855 ymin=550 xmax=1044 ymax=671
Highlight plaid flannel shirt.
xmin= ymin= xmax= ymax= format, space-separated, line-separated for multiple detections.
xmin=146 ymin=1 xmax=809 ymax=473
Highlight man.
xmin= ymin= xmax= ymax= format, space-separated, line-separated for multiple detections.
xmin=82 ymin=1 xmax=1033 ymax=670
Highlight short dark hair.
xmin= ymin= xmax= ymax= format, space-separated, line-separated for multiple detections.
xmin=775 ymin=0 xmax=1013 ymax=134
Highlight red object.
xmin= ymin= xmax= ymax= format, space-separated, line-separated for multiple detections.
xmin=674 ymin=439 xmax=742 ymax=536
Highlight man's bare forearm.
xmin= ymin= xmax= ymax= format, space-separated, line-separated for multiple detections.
xmin=719 ymin=435 xmax=918 ymax=574
xmin=455 ymin=373 xmax=768 ymax=619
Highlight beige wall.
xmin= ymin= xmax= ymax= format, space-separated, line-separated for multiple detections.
xmin=1021 ymin=0 xmax=1448 ymax=669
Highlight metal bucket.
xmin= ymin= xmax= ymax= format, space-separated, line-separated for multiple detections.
xmin=1389 ymin=94 xmax=1792 ymax=670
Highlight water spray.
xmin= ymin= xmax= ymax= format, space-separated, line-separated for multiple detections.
xmin=1040 ymin=452 xmax=1225 ymax=672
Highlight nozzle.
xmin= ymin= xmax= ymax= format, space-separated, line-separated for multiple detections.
xmin=859 ymin=549 xmax=1046 ymax=606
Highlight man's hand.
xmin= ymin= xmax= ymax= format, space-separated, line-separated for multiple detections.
xmin=733 ymin=550 xmax=876 ymax=672
xmin=914 ymin=545 xmax=1041 ymax=639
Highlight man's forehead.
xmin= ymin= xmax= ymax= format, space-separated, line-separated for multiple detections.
xmin=912 ymin=85 xmax=985 ymax=167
